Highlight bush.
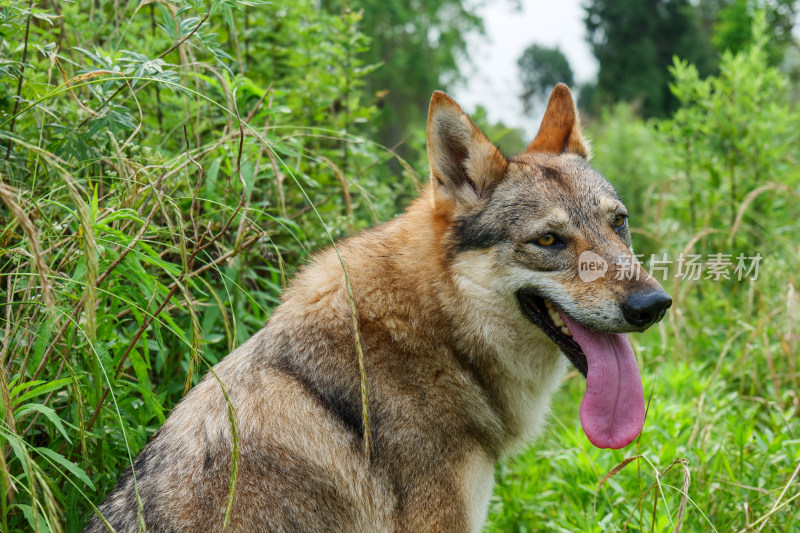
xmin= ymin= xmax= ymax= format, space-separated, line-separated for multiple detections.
xmin=0 ymin=1 xmax=417 ymax=529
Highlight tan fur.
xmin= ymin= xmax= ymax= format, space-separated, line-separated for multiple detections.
xmin=85 ymin=85 xmax=668 ymax=533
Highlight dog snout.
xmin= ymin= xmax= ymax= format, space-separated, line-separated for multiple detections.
xmin=622 ymin=289 xmax=672 ymax=329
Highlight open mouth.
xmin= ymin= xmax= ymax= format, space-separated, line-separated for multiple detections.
xmin=516 ymin=291 xmax=588 ymax=377
xmin=515 ymin=289 xmax=647 ymax=450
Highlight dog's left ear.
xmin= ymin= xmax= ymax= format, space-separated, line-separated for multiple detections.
xmin=427 ymin=91 xmax=508 ymax=210
xmin=526 ymin=83 xmax=591 ymax=159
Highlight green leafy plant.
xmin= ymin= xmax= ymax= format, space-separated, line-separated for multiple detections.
xmin=0 ymin=1 xmax=417 ymax=530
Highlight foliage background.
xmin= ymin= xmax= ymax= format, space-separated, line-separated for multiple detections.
xmin=0 ymin=1 xmax=798 ymax=532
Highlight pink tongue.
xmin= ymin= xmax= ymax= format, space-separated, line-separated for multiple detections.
xmin=559 ymin=311 xmax=645 ymax=449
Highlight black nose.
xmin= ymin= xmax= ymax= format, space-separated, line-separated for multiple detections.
xmin=622 ymin=290 xmax=672 ymax=328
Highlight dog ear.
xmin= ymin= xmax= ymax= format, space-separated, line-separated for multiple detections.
xmin=427 ymin=91 xmax=508 ymax=208
xmin=526 ymin=83 xmax=591 ymax=159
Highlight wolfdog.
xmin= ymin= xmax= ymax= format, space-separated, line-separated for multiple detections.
xmin=85 ymin=84 xmax=671 ymax=532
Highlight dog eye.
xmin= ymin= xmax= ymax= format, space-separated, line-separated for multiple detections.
xmin=536 ymin=234 xmax=558 ymax=246
xmin=614 ymin=214 xmax=627 ymax=229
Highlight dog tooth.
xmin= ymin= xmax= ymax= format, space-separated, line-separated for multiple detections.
xmin=553 ymin=315 xmax=565 ymax=327
xmin=561 ymin=326 xmax=572 ymax=336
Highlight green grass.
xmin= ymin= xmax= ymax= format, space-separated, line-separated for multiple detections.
xmin=487 ymin=339 xmax=800 ymax=531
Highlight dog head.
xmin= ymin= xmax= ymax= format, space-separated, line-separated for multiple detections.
xmin=426 ymin=85 xmax=671 ymax=449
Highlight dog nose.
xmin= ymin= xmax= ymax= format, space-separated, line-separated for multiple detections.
xmin=622 ymin=290 xmax=672 ymax=328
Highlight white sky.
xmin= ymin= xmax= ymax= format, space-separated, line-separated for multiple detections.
xmin=452 ymin=0 xmax=598 ymax=137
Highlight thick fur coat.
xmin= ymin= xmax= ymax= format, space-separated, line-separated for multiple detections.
xmin=85 ymin=85 xmax=670 ymax=532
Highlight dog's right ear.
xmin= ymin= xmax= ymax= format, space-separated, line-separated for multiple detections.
xmin=427 ymin=91 xmax=507 ymax=211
